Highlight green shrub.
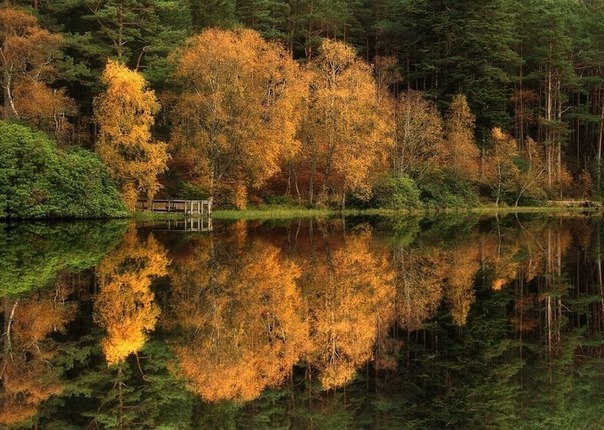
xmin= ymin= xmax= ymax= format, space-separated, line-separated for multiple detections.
xmin=179 ymin=181 xmax=211 ymax=199
xmin=264 ymin=193 xmax=297 ymax=206
xmin=0 ymin=122 xmax=127 ymax=219
xmin=417 ymin=170 xmax=478 ymax=208
xmin=371 ymin=174 xmax=421 ymax=209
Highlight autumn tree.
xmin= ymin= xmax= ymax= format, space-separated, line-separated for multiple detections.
xmin=167 ymin=233 xmax=308 ymax=402
xmin=483 ymin=128 xmax=548 ymax=206
xmin=392 ymin=90 xmax=443 ymax=182
xmin=94 ymin=60 xmax=168 ymax=210
xmin=392 ymin=246 xmax=444 ymax=332
xmin=93 ymin=225 xmax=168 ymax=366
xmin=0 ymin=7 xmax=75 ymax=141
xmin=483 ymin=127 xmax=521 ymax=206
xmin=0 ymin=285 xmax=76 ymax=426
xmin=302 ymin=39 xmax=392 ymax=208
xmin=302 ymin=226 xmax=394 ymax=389
xmin=169 ymin=28 xmax=306 ymax=208
xmin=442 ymin=94 xmax=480 ymax=181
xmin=443 ymin=241 xmax=480 ymax=326
xmin=13 ymin=81 xmax=77 ymax=144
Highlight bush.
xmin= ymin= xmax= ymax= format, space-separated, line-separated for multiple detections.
xmin=0 ymin=122 xmax=128 ymax=219
xmin=371 ymin=174 xmax=421 ymax=209
xmin=417 ymin=170 xmax=478 ymax=208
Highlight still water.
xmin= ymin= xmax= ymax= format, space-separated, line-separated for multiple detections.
xmin=1 ymin=214 xmax=604 ymax=429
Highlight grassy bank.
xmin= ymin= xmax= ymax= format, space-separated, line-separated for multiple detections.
xmin=133 ymin=201 xmax=603 ymax=221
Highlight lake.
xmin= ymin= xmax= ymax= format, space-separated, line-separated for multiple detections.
xmin=1 ymin=214 xmax=603 ymax=429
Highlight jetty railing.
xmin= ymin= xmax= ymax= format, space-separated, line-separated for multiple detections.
xmin=137 ymin=198 xmax=212 ymax=216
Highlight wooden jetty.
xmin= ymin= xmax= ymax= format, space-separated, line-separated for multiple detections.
xmin=137 ymin=198 xmax=212 ymax=216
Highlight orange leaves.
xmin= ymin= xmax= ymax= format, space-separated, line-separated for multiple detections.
xmin=304 ymin=39 xmax=393 ymax=205
xmin=13 ymin=80 xmax=76 ymax=144
xmin=95 ymin=60 xmax=168 ymax=210
xmin=94 ymin=225 xmax=168 ymax=366
xmin=170 ymin=28 xmax=307 ymax=206
xmin=394 ymin=90 xmax=444 ymax=179
xmin=442 ymin=94 xmax=480 ymax=181
xmin=302 ymin=227 xmax=395 ymax=389
xmin=0 ymin=289 xmax=75 ymax=426
xmin=393 ymin=247 xmax=444 ymax=331
xmin=166 ymin=222 xmax=398 ymax=397
xmin=169 ymin=239 xmax=308 ymax=402
xmin=0 ymin=7 xmax=67 ymax=132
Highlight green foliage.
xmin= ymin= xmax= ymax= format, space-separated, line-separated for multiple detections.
xmin=178 ymin=181 xmax=211 ymax=200
xmin=0 ymin=122 xmax=128 ymax=219
xmin=37 ymin=335 xmax=195 ymax=429
xmin=190 ymin=0 xmax=236 ymax=30
xmin=0 ymin=221 xmax=128 ymax=296
xmin=371 ymin=174 xmax=421 ymax=209
xmin=263 ymin=193 xmax=297 ymax=206
xmin=417 ymin=169 xmax=479 ymax=208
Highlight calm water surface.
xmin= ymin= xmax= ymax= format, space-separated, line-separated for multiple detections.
xmin=1 ymin=214 xmax=604 ymax=429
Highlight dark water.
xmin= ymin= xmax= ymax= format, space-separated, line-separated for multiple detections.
xmin=1 ymin=214 xmax=604 ymax=429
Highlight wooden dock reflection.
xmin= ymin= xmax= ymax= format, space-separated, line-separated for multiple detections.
xmin=139 ymin=217 xmax=213 ymax=232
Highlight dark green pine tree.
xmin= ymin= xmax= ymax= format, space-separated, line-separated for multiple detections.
xmin=189 ymin=0 xmax=236 ymax=30
xmin=235 ymin=0 xmax=291 ymax=41
xmin=283 ymin=0 xmax=353 ymax=59
xmin=517 ymin=0 xmax=578 ymax=192
xmin=410 ymin=0 xmax=520 ymax=138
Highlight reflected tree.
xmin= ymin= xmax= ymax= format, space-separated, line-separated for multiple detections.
xmin=94 ymin=224 xmax=168 ymax=366
xmin=167 ymin=228 xmax=308 ymax=402
xmin=302 ymin=225 xmax=394 ymax=389
xmin=0 ymin=286 xmax=76 ymax=426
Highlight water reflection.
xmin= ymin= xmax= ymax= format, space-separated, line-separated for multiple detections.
xmin=166 ymin=220 xmax=307 ymax=402
xmin=1 ymin=215 xmax=604 ymax=428
xmin=94 ymin=224 xmax=168 ymax=365
xmin=0 ymin=221 xmax=126 ymax=426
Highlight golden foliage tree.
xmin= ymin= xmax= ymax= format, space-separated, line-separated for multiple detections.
xmin=392 ymin=247 xmax=444 ymax=332
xmin=483 ymin=127 xmax=521 ymax=206
xmin=168 ymin=234 xmax=308 ymax=402
xmin=483 ymin=128 xmax=549 ymax=206
xmin=170 ymin=28 xmax=307 ymax=209
xmin=303 ymin=39 xmax=392 ymax=208
xmin=302 ymin=227 xmax=394 ymax=389
xmin=94 ymin=60 xmax=168 ymax=210
xmin=0 ymin=287 xmax=76 ymax=426
xmin=13 ymin=80 xmax=77 ymax=145
xmin=0 ymin=7 xmax=73 ymax=140
xmin=442 ymin=241 xmax=480 ymax=326
xmin=441 ymin=94 xmax=480 ymax=181
xmin=393 ymin=90 xmax=443 ymax=181
xmin=93 ymin=225 xmax=168 ymax=366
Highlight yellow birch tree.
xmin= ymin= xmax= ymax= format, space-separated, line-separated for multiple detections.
xmin=393 ymin=90 xmax=443 ymax=181
xmin=442 ymin=94 xmax=480 ymax=181
xmin=302 ymin=227 xmax=394 ymax=389
xmin=169 ymin=28 xmax=307 ymax=209
xmin=94 ymin=60 xmax=168 ymax=210
xmin=303 ymin=39 xmax=392 ymax=208
xmin=168 ymin=236 xmax=308 ymax=402
xmin=93 ymin=225 xmax=168 ymax=366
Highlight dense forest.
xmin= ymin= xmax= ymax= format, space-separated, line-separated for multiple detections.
xmin=2 ymin=0 xmax=604 ymax=214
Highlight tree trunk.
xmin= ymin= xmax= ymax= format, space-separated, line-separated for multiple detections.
xmin=598 ymin=94 xmax=604 ymax=191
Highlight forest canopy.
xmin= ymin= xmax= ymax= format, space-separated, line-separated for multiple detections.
xmin=1 ymin=0 xmax=603 ymax=213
